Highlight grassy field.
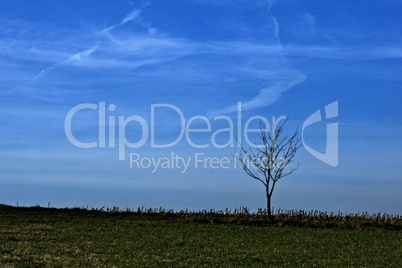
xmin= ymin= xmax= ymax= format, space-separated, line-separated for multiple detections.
xmin=0 ymin=205 xmax=401 ymax=267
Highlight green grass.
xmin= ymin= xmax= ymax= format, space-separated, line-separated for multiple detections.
xmin=0 ymin=205 xmax=401 ymax=267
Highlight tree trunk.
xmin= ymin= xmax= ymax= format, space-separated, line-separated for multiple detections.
xmin=266 ymin=186 xmax=272 ymax=220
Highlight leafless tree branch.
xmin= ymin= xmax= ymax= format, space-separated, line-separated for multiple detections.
xmin=235 ymin=119 xmax=301 ymax=219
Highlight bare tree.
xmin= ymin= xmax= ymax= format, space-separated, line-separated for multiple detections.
xmin=235 ymin=119 xmax=301 ymax=220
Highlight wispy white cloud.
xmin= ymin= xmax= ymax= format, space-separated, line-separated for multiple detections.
xmin=121 ymin=9 xmax=142 ymax=25
xmin=29 ymin=4 xmax=156 ymax=84
xmin=30 ymin=45 xmax=98 ymax=83
xmin=98 ymin=1 xmax=154 ymax=36
xmin=66 ymin=46 xmax=98 ymax=62
xmin=193 ymin=0 xmax=267 ymax=8
xmin=206 ymin=68 xmax=305 ymax=117
xmin=0 ymin=39 xmax=69 ymax=63
xmin=283 ymin=45 xmax=402 ymax=60
xmin=30 ymin=66 xmax=56 ymax=84
xmin=1 ymin=0 xmax=399 ymax=105
xmin=207 ymin=0 xmax=306 ymax=116
xmin=99 ymin=9 xmax=142 ymax=34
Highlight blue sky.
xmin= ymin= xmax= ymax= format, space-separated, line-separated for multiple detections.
xmin=1 ymin=0 xmax=401 ymax=214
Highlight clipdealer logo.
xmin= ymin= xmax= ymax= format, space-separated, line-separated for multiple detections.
xmin=64 ymin=101 xmax=339 ymax=171
xmin=302 ymin=101 xmax=339 ymax=167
